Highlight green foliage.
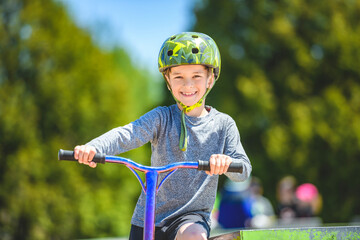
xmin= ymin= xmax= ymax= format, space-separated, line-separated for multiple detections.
xmin=0 ymin=0 xmax=157 ymax=239
xmin=191 ymin=0 xmax=360 ymax=223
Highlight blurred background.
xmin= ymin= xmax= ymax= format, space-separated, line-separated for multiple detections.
xmin=1 ymin=0 xmax=360 ymax=239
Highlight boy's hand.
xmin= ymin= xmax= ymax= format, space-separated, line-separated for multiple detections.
xmin=206 ymin=154 xmax=232 ymax=176
xmin=74 ymin=145 xmax=97 ymax=168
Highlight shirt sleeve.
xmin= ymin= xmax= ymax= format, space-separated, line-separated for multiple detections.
xmin=223 ymin=117 xmax=252 ymax=182
xmin=86 ymin=107 xmax=163 ymax=155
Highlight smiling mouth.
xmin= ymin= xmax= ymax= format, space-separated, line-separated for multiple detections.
xmin=181 ymin=92 xmax=197 ymax=97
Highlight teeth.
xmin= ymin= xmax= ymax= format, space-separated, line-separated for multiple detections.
xmin=183 ymin=92 xmax=195 ymax=96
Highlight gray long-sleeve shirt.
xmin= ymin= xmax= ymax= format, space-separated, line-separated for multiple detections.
xmin=87 ymin=104 xmax=252 ymax=227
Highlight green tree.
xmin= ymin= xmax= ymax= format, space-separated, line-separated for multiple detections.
xmin=0 ymin=0 xmax=157 ymax=239
xmin=191 ymin=0 xmax=360 ymax=223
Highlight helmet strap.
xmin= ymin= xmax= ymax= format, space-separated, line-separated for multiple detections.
xmin=173 ymin=88 xmax=211 ymax=151
xmin=163 ymin=72 xmax=213 ymax=151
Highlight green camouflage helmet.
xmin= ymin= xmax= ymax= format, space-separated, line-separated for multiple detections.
xmin=158 ymin=32 xmax=221 ymax=80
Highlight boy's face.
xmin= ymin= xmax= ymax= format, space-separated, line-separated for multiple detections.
xmin=165 ymin=65 xmax=214 ymax=107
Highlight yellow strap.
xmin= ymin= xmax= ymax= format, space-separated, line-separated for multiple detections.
xmin=178 ymin=92 xmax=208 ymax=151
xmin=179 ymin=110 xmax=187 ymax=151
xmin=164 ymin=73 xmax=212 ymax=151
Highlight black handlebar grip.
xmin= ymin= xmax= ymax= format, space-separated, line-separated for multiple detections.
xmin=58 ymin=149 xmax=106 ymax=164
xmin=197 ymin=160 xmax=243 ymax=173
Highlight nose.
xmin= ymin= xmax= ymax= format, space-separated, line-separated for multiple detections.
xmin=183 ymin=78 xmax=194 ymax=87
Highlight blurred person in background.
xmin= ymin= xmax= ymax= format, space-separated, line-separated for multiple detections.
xmin=295 ymin=183 xmax=322 ymax=218
xmin=244 ymin=177 xmax=276 ymax=228
xmin=216 ymin=176 xmax=275 ymax=229
xmin=216 ymin=177 xmax=252 ymax=229
xmin=276 ymin=175 xmax=298 ymax=220
xmin=276 ymin=177 xmax=323 ymax=228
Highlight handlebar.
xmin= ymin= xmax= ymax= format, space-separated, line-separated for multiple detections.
xmin=58 ymin=149 xmax=243 ymax=240
xmin=58 ymin=149 xmax=106 ymax=164
xmin=58 ymin=149 xmax=243 ymax=173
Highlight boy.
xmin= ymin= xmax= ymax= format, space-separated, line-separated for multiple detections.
xmin=74 ymin=32 xmax=252 ymax=239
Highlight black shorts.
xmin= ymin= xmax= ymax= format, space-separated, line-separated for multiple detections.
xmin=129 ymin=212 xmax=210 ymax=240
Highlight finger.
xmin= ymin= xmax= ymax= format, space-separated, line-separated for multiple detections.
xmin=89 ymin=161 xmax=97 ymax=168
xmin=83 ymin=145 xmax=95 ymax=163
xmin=205 ymin=171 xmax=212 ymax=176
xmin=218 ymin=157 xmax=226 ymax=175
xmin=210 ymin=156 xmax=216 ymax=175
xmin=214 ymin=155 xmax=224 ymax=175
xmin=78 ymin=148 xmax=84 ymax=164
xmin=223 ymin=157 xmax=232 ymax=174
xmin=83 ymin=147 xmax=90 ymax=163
xmin=214 ymin=155 xmax=221 ymax=175
xmin=221 ymin=156 xmax=232 ymax=175
xmin=74 ymin=145 xmax=81 ymax=160
xmin=85 ymin=146 xmax=97 ymax=166
xmin=88 ymin=147 xmax=96 ymax=162
xmin=213 ymin=160 xmax=219 ymax=175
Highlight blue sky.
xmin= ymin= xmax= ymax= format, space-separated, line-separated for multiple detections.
xmin=58 ymin=0 xmax=196 ymax=73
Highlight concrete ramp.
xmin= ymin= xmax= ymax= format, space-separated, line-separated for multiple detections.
xmin=209 ymin=226 xmax=360 ymax=240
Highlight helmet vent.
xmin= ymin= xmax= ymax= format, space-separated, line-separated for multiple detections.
xmin=170 ymin=36 xmax=176 ymax=40
xmin=192 ymin=35 xmax=199 ymax=38
xmin=167 ymin=50 xmax=173 ymax=56
xmin=192 ymin=48 xmax=199 ymax=54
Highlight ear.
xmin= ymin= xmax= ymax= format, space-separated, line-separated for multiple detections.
xmin=207 ymin=72 xmax=215 ymax=89
xmin=164 ymin=74 xmax=172 ymax=91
